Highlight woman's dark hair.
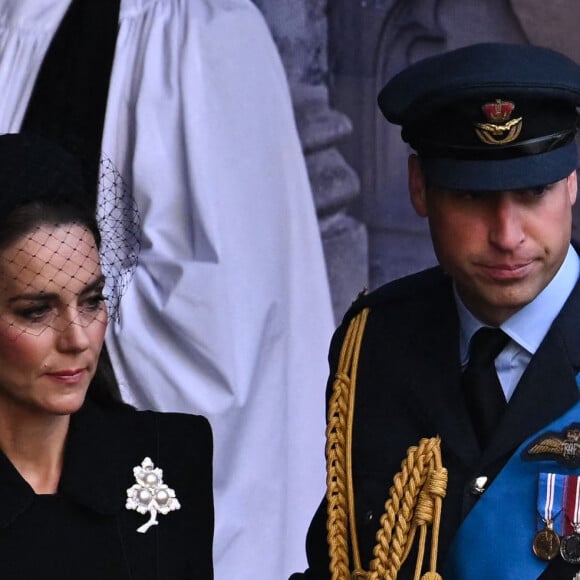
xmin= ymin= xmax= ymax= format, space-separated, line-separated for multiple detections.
xmin=0 ymin=200 xmax=101 ymax=251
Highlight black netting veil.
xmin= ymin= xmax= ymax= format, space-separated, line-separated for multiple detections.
xmin=97 ymin=156 xmax=141 ymax=321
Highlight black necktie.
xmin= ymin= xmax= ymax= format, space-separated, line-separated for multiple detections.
xmin=462 ymin=327 xmax=510 ymax=450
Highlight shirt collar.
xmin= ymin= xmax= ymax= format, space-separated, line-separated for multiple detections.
xmin=456 ymin=244 xmax=580 ymax=363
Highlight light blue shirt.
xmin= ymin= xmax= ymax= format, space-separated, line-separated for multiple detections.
xmin=456 ymin=245 xmax=580 ymax=401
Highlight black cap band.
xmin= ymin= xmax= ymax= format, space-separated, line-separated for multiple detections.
xmin=411 ymin=127 xmax=577 ymax=161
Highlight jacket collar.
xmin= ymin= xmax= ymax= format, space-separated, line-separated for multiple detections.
xmin=0 ymin=451 xmax=35 ymax=528
xmin=392 ymin=270 xmax=482 ymax=467
xmin=58 ymin=399 xmax=128 ymax=515
xmin=0 ymin=400 xmax=131 ymax=528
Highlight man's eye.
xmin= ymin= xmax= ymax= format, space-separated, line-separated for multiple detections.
xmin=523 ymin=186 xmax=547 ymax=197
xmin=454 ymin=190 xmax=485 ymax=201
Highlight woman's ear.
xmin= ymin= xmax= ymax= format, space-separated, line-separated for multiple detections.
xmin=408 ymin=154 xmax=428 ymax=217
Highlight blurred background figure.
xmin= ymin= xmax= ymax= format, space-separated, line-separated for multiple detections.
xmin=0 ymin=1 xmax=334 ymax=578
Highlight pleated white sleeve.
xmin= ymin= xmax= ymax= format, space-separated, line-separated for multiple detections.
xmin=0 ymin=0 xmax=334 ymax=577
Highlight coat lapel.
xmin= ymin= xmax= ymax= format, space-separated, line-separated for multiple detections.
xmin=0 ymin=452 xmax=35 ymax=528
xmin=59 ymin=400 xmax=127 ymax=514
xmin=400 ymin=271 xmax=481 ymax=467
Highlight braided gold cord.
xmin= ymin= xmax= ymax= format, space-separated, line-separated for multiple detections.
xmin=367 ymin=438 xmax=447 ymax=580
xmin=346 ymin=311 xmax=369 ymax=572
xmin=368 ymin=439 xmax=433 ymax=579
xmin=325 ymin=307 xmax=447 ymax=580
xmin=326 ymin=309 xmax=369 ymax=579
xmin=326 ymin=377 xmax=350 ymax=579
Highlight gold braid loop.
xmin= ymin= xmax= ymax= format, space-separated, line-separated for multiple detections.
xmin=325 ymin=307 xmax=447 ymax=580
xmin=368 ymin=438 xmax=444 ymax=580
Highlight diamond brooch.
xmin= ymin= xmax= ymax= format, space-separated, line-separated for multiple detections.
xmin=126 ymin=457 xmax=181 ymax=533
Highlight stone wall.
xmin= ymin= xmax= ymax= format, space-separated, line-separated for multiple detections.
xmin=252 ymin=0 xmax=368 ymax=322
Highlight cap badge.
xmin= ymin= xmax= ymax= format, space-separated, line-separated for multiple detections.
xmin=474 ymin=99 xmax=522 ymax=145
xmin=126 ymin=457 xmax=181 ymax=533
xmin=523 ymin=424 xmax=580 ymax=467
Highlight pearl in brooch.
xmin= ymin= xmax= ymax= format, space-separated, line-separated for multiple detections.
xmin=126 ymin=457 xmax=181 ymax=533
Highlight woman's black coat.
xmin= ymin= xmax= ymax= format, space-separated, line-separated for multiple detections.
xmin=0 ymin=400 xmax=214 ymax=579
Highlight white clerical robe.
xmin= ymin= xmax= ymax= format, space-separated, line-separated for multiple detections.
xmin=0 ymin=1 xmax=334 ymax=577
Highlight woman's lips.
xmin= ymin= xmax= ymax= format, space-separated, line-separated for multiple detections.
xmin=45 ymin=369 xmax=87 ymax=383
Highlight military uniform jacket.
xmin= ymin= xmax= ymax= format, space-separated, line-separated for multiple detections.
xmin=0 ymin=400 xmax=214 ymax=579
xmin=293 ymin=266 xmax=580 ymax=579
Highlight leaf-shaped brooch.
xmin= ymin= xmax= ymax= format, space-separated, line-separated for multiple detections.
xmin=126 ymin=457 xmax=181 ymax=533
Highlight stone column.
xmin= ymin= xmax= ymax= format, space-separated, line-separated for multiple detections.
xmin=252 ymin=0 xmax=368 ymax=322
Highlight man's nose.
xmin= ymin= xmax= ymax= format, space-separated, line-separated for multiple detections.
xmin=488 ymin=195 xmax=525 ymax=250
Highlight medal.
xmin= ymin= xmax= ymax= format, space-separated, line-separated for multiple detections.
xmin=533 ymin=473 xmax=564 ymax=561
xmin=561 ymin=531 xmax=580 ymax=564
xmin=561 ymin=475 xmax=580 ymax=564
xmin=533 ymin=525 xmax=560 ymax=561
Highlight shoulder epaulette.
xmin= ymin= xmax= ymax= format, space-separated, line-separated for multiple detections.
xmin=342 ymin=266 xmax=446 ymax=323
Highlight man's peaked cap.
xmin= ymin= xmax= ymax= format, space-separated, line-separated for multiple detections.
xmin=378 ymin=43 xmax=580 ymax=191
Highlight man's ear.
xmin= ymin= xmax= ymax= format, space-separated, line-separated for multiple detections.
xmin=408 ymin=154 xmax=428 ymax=217
xmin=567 ymin=169 xmax=578 ymax=206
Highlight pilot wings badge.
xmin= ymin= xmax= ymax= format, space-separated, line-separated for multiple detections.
xmin=474 ymin=99 xmax=523 ymax=145
xmin=524 ymin=424 xmax=580 ymax=467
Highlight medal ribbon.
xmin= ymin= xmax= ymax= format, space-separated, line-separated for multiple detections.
xmin=538 ymin=472 xmax=565 ymax=535
xmin=565 ymin=475 xmax=580 ymax=535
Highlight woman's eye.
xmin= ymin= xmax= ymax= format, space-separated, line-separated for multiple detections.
xmin=81 ymin=293 xmax=106 ymax=312
xmin=14 ymin=305 xmax=52 ymax=322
